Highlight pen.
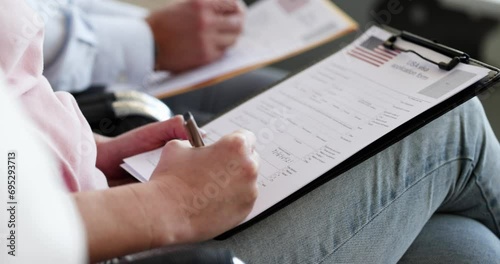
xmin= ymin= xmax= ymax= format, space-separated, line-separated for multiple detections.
xmin=183 ymin=112 xmax=205 ymax=148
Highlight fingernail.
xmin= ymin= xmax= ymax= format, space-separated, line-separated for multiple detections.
xmin=200 ymin=129 xmax=208 ymax=136
xmin=228 ymin=16 xmax=242 ymax=27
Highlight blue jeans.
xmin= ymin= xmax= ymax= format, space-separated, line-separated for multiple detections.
xmin=206 ymin=97 xmax=500 ymax=263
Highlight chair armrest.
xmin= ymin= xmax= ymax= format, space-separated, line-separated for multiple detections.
xmin=108 ymin=245 xmax=243 ymax=264
xmin=74 ymin=90 xmax=173 ymax=136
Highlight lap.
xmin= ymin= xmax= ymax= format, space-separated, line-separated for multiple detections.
xmin=205 ymin=98 xmax=500 ymax=263
xmin=399 ymin=214 xmax=500 ymax=264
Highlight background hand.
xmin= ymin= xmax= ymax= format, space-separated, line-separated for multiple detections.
xmin=146 ymin=0 xmax=246 ymax=72
xmin=95 ymin=115 xmax=188 ymax=186
xmin=149 ymin=130 xmax=259 ymax=243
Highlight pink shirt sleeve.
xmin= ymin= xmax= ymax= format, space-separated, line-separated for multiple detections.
xmin=0 ymin=0 xmax=108 ymax=191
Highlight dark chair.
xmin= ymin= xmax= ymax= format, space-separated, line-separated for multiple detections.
xmin=74 ymin=89 xmax=173 ymax=137
xmin=106 ymin=245 xmax=242 ymax=264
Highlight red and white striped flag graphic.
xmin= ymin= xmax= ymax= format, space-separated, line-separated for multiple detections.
xmin=347 ymin=36 xmax=400 ymax=67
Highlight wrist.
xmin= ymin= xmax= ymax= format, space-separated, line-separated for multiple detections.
xmin=142 ymin=180 xmax=195 ymax=246
xmin=74 ymin=185 xmax=154 ymax=261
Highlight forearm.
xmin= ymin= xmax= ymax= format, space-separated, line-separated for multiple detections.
xmin=73 ymin=182 xmax=188 ymax=262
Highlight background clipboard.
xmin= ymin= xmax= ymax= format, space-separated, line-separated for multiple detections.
xmin=214 ymin=25 xmax=500 ymax=239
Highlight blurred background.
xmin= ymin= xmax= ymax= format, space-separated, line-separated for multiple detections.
xmin=123 ymin=0 xmax=500 ymax=138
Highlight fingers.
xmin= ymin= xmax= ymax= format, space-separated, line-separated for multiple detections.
xmin=235 ymin=129 xmax=257 ymax=154
xmin=214 ymin=14 xmax=243 ymax=33
xmin=208 ymin=0 xmax=242 ymax=14
xmin=158 ymin=139 xmax=192 ymax=165
xmin=215 ymin=33 xmax=239 ymax=49
xmin=250 ymin=144 xmax=259 ymax=161
xmin=202 ymin=47 xmax=225 ymax=64
xmin=249 ymin=149 xmax=260 ymax=177
xmin=239 ymin=130 xmax=259 ymax=181
xmin=212 ymin=14 xmax=243 ymax=50
xmin=148 ymin=0 xmax=245 ymax=72
xmin=212 ymin=4 xmax=244 ymax=50
xmin=163 ymin=138 xmax=193 ymax=153
xmin=207 ymin=0 xmax=245 ymax=33
xmin=144 ymin=115 xmax=189 ymax=142
xmin=236 ymin=0 xmax=247 ymax=13
xmin=224 ymin=129 xmax=256 ymax=155
xmin=118 ymin=115 xmax=188 ymax=152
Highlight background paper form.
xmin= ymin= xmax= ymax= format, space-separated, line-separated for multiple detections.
xmin=110 ymin=0 xmax=358 ymax=98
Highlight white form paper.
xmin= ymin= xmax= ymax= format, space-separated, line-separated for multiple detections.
xmin=130 ymin=0 xmax=356 ymax=98
xmin=122 ymin=26 xmax=490 ymax=222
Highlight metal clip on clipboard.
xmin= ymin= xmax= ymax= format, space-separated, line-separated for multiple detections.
xmin=383 ymin=31 xmax=470 ymax=71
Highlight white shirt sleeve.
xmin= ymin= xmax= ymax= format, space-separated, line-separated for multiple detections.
xmin=72 ymin=0 xmax=149 ymax=17
xmin=33 ymin=0 xmax=155 ymax=92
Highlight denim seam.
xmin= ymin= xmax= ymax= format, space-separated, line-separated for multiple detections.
xmin=472 ymin=170 xmax=500 ymax=235
xmin=317 ymin=157 xmax=472 ymax=264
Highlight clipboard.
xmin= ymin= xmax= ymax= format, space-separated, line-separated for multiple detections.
xmin=216 ymin=25 xmax=500 ymax=239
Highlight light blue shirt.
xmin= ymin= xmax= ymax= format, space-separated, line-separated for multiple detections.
xmin=28 ymin=0 xmax=155 ymax=92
